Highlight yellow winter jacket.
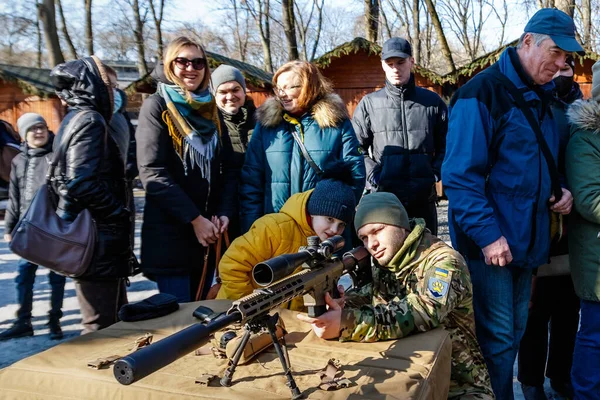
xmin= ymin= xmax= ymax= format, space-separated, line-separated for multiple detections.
xmin=216 ymin=190 xmax=315 ymax=310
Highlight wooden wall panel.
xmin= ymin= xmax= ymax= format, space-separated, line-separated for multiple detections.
xmin=0 ymin=83 xmax=64 ymax=133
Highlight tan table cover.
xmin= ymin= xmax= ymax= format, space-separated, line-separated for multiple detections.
xmin=0 ymin=300 xmax=452 ymax=400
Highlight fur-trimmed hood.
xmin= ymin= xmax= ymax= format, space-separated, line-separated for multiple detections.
xmin=256 ymin=93 xmax=349 ymax=128
xmin=568 ymin=99 xmax=600 ymax=135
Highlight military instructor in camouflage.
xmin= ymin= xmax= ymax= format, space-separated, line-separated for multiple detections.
xmin=298 ymin=192 xmax=494 ymax=399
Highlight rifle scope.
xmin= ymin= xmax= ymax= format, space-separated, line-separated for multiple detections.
xmin=252 ymin=235 xmax=345 ymax=287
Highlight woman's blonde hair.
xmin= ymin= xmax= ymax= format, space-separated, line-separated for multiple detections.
xmin=273 ymin=61 xmax=333 ymax=111
xmin=163 ymin=36 xmax=211 ymax=95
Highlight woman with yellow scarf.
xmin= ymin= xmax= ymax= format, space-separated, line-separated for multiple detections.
xmin=136 ymin=37 xmax=236 ymax=302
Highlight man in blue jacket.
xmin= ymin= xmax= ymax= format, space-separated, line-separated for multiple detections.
xmin=442 ymin=8 xmax=580 ymax=399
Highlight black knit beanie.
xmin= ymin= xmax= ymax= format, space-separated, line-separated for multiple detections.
xmin=307 ymin=179 xmax=356 ymax=225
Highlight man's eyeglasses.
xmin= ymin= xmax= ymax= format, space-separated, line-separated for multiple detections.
xmin=273 ymin=85 xmax=301 ymax=96
xmin=173 ymin=57 xmax=207 ymax=71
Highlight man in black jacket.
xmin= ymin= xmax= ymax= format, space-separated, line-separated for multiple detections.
xmin=352 ymin=37 xmax=447 ymax=234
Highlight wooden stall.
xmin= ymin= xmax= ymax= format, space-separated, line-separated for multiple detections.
xmin=0 ymin=64 xmax=64 ymax=133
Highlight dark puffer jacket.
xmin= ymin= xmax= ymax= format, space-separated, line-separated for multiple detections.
xmin=50 ymin=57 xmax=132 ymax=280
xmin=136 ymin=64 xmax=236 ymax=277
xmin=352 ymin=75 xmax=447 ymax=206
xmin=5 ymin=137 xmax=54 ymax=235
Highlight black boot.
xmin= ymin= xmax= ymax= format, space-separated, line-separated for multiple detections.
xmin=0 ymin=321 xmax=33 ymax=341
xmin=48 ymin=319 xmax=63 ymax=340
xmin=521 ymin=383 xmax=549 ymax=400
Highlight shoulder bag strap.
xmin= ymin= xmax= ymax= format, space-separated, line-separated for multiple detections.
xmin=47 ymin=111 xmax=97 ymax=183
xmin=481 ymin=69 xmax=563 ymax=202
xmin=289 ymin=128 xmax=324 ymax=177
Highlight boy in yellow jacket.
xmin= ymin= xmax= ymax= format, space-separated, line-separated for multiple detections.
xmin=216 ymin=179 xmax=356 ymax=306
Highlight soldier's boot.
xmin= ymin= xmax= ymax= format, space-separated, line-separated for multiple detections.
xmin=48 ymin=318 xmax=63 ymax=340
xmin=0 ymin=321 xmax=33 ymax=341
xmin=521 ymin=383 xmax=548 ymax=400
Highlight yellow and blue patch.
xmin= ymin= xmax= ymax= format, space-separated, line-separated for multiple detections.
xmin=428 ymin=277 xmax=449 ymax=300
xmin=434 ymin=267 xmax=449 ymax=278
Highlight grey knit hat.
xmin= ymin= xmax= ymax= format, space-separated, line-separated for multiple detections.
xmin=17 ymin=113 xmax=46 ymax=140
xmin=592 ymin=60 xmax=600 ymax=101
xmin=210 ymin=64 xmax=247 ymax=94
xmin=307 ymin=179 xmax=356 ymax=225
xmin=354 ymin=192 xmax=410 ymax=232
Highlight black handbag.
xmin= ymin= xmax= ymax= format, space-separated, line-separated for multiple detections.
xmin=9 ymin=112 xmax=98 ymax=277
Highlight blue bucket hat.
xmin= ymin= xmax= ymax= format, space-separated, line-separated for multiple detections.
xmin=524 ymin=8 xmax=584 ymax=54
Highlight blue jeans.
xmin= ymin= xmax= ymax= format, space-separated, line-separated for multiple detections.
xmin=572 ymin=300 xmax=600 ymax=400
xmin=467 ymin=258 xmax=532 ymax=400
xmin=15 ymin=259 xmax=66 ymax=323
xmin=155 ymin=275 xmax=191 ymax=303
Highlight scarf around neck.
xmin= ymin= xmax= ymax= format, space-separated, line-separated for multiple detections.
xmin=387 ymin=218 xmax=426 ymax=275
xmin=158 ymin=82 xmax=220 ymax=179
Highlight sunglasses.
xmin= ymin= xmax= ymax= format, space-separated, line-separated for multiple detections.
xmin=173 ymin=57 xmax=206 ymax=71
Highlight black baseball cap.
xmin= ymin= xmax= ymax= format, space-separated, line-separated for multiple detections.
xmin=524 ymin=8 xmax=584 ymax=54
xmin=381 ymin=37 xmax=412 ymax=60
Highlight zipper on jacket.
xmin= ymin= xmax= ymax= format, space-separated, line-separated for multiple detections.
xmin=400 ymin=90 xmax=408 ymax=145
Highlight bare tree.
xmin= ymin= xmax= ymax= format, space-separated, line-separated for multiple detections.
xmin=556 ymin=0 xmax=575 ymax=17
xmin=148 ymin=0 xmax=165 ymax=60
xmin=364 ymin=0 xmax=379 ymax=42
xmin=295 ymin=0 xmax=325 ymax=61
xmin=487 ymin=0 xmax=508 ymax=47
xmin=228 ymin=0 xmax=250 ymax=61
xmin=84 ymin=0 xmax=94 ymax=55
xmin=282 ymin=0 xmax=299 ymax=60
xmin=242 ymin=0 xmax=274 ymax=72
xmin=440 ymin=0 xmax=490 ymax=61
xmin=56 ymin=0 xmax=78 ymax=59
xmin=423 ymin=0 xmax=455 ymax=72
xmin=412 ymin=0 xmax=420 ymax=64
xmin=125 ymin=0 xmax=149 ymax=75
xmin=36 ymin=14 xmax=43 ymax=67
xmin=581 ymin=0 xmax=592 ymax=49
xmin=37 ymin=0 xmax=65 ymax=67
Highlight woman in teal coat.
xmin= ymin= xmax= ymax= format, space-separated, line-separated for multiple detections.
xmin=565 ymin=60 xmax=600 ymax=399
xmin=240 ymin=61 xmax=365 ymax=232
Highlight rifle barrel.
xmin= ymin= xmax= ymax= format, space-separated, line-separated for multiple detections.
xmin=114 ymin=311 xmax=241 ymax=385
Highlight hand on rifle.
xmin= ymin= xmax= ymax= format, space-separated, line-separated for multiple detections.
xmin=297 ymin=290 xmax=343 ymax=340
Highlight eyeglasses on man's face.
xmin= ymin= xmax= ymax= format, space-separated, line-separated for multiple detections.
xmin=273 ymin=85 xmax=301 ymax=96
xmin=173 ymin=57 xmax=207 ymax=71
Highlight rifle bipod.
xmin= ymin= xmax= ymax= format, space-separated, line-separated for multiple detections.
xmin=219 ymin=313 xmax=303 ymax=399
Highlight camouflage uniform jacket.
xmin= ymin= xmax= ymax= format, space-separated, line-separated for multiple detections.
xmin=340 ymin=221 xmax=494 ymax=399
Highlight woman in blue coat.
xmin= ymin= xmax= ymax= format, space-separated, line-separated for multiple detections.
xmin=240 ymin=61 xmax=365 ymax=232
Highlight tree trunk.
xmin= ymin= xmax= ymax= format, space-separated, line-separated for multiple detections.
xmin=364 ymin=0 xmax=379 ymax=43
xmin=149 ymin=0 xmax=165 ymax=61
xmin=555 ymin=0 xmax=575 ymax=17
xmin=36 ymin=15 xmax=43 ymax=68
xmin=57 ymin=0 xmax=78 ymax=59
xmin=582 ymin=0 xmax=591 ymax=50
xmin=412 ymin=0 xmax=420 ymax=64
xmin=36 ymin=0 xmax=65 ymax=67
xmin=282 ymin=0 xmax=299 ymax=60
xmin=423 ymin=0 xmax=455 ymax=72
xmin=130 ymin=0 xmax=148 ymax=75
xmin=84 ymin=0 xmax=94 ymax=55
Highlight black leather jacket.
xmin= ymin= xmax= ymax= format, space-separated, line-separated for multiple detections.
xmin=5 ymin=137 xmax=54 ymax=235
xmin=50 ymin=57 xmax=133 ymax=280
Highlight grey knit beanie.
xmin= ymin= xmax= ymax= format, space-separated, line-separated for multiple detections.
xmin=354 ymin=192 xmax=410 ymax=232
xmin=210 ymin=64 xmax=247 ymax=94
xmin=592 ymin=60 xmax=600 ymax=101
xmin=17 ymin=113 xmax=46 ymax=140
xmin=307 ymin=179 xmax=356 ymax=225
